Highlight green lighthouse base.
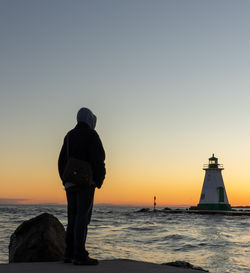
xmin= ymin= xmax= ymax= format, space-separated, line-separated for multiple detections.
xmin=197 ymin=203 xmax=232 ymax=211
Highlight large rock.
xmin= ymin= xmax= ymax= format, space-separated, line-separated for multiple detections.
xmin=9 ymin=213 xmax=65 ymax=263
xmin=163 ymin=261 xmax=209 ymax=272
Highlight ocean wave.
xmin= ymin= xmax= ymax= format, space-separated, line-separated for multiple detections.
xmin=174 ymin=243 xmax=199 ymax=252
xmin=162 ymin=234 xmax=184 ymax=240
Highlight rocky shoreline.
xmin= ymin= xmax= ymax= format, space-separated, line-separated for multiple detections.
xmin=6 ymin=213 xmax=209 ymax=272
xmin=136 ymin=207 xmax=250 ymax=216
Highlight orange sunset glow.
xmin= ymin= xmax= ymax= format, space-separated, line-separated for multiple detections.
xmin=1 ymin=151 xmax=249 ymax=206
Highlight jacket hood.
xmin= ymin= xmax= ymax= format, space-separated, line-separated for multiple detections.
xmin=76 ymin=107 xmax=97 ymax=129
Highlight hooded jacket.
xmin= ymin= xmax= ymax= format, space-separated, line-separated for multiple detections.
xmin=58 ymin=108 xmax=106 ymax=189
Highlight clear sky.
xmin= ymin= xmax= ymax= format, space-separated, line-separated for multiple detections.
xmin=1 ymin=0 xmax=250 ymax=206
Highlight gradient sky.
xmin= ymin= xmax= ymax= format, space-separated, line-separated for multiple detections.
xmin=1 ymin=0 xmax=250 ymax=206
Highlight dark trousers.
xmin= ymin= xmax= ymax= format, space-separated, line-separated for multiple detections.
xmin=65 ymin=186 xmax=95 ymax=260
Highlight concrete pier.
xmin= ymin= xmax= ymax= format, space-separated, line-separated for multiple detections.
xmin=0 ymin=259 xmax=207 ymax=273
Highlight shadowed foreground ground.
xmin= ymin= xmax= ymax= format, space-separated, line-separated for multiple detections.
xmin=0 ymin=259 xmax=207 ymax=273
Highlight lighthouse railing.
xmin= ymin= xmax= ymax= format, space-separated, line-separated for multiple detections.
xmin=203 ymin=164 xmax=224 ymax=169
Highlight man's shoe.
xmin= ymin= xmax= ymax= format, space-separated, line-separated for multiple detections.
xmin=73 ymin=257 xmax=98 ymax=265
xmin=63 ymin=257 xmax=72 ymax=263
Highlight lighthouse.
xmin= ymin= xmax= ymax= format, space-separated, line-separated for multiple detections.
xmin=197 ymin=154 xmax=231 ymax=211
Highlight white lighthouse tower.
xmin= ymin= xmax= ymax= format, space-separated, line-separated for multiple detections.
xmin=197 ymin=154 xmax=231 ymax=210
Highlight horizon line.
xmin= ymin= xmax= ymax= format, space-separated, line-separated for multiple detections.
xmin=0 ymin=202 xmax=249 ymax=208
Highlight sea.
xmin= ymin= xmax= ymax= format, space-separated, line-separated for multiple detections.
xmin=0 ymin=204 xmax=249 ymax=273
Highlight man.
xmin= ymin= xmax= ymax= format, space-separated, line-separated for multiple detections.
xmin=58 ymin=107 xmax=106 ymax=265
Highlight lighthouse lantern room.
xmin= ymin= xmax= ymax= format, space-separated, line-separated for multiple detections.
xmin=197 ymin=154 xmax=231 ymax=211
